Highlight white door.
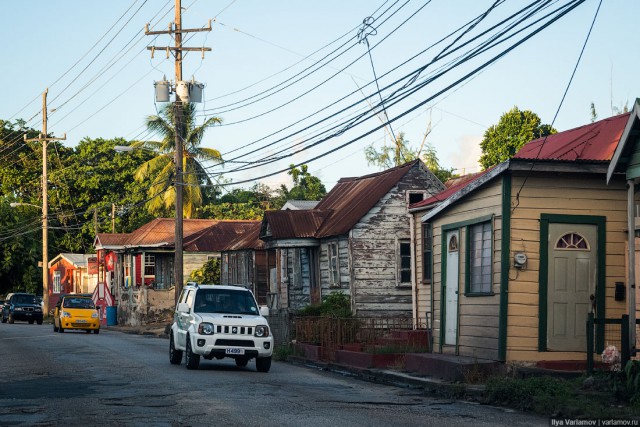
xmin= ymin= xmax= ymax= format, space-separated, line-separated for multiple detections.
xmin=547 ymin=224 xmax=597 ymax=351
xmin=444 ymin=231 xmax=459 ymax=346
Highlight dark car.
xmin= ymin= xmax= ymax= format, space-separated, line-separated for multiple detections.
xmin=1 ymin=293 xmax=43 ymax=324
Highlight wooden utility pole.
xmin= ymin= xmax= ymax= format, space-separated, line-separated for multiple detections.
xmin=145 ymin=0 xmax=211 ymax=304
xmin=24 ymin=88 xmax=66 ymax=316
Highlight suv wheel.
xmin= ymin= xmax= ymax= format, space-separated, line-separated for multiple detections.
xmin=1 ymin=314 xmax=6 ymax=324
xmin=169 ymin=333 xmax=183 ymax=365
xmin=185 ymin=336 xmax=200 ymax=370
xmin=256 ymin=356 xmax=272 ymax=373
xmin=53 ymin=322 xmax=59 ymax=332
xmin=36 ymin=319 xmax=42 ymax=325
xmin=8 ymin=314 xmax=14 ymax=324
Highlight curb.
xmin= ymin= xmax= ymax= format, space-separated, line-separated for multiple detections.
xmin=286 ymin=355 xmax=485 ymax=400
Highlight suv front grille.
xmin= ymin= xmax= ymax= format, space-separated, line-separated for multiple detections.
xmin=215 ymin=339 xmax=255 ymax=347
xmin=216 ymin=325 xmax=253 ymax=335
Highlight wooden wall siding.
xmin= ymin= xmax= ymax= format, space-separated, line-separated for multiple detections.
xmin=284 ymin=248 xmax=312 ymax=310
xmin=184 ymin=252 xmax=218 ymax=285
xmin=343 ymin=166 xmax=443 ymax=318
xmin=411 ymin=214 xmax=432 ymax=325
xmin=318 ymin=237 xmax=350 ymax=292
xmin=428 ymin=179 xmax=503 ymax=358
xmin=505 ymin=174 xmax=628 ymax=362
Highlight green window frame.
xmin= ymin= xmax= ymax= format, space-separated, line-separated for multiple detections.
xmin=422 ymin=223 xmax=432 ymax=283
xmin=464 ymin=216 xmax=494 ymax=296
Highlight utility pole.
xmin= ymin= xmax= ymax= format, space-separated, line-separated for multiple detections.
xmin=112 ymin=203 xmax=116 ymax=233
xmin=145 ymin=0 xmax=211 ymax=304
xmin=24 ymin=88 xmax=66 ymax=316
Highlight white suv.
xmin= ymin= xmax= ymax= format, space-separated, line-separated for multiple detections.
xmin=169 ymin=284 xmax=274 ymax=372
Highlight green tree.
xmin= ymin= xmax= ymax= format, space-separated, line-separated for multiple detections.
xmin=479 ymin=107 xmax=556 ymax=169
xmin=50 ymin=137 xmax=155 ymax=251
xmin=189 ymin=258 xmax=221 ymax=284
xmin=365 ymin=132 xmax=455 ymax=183
xmin=133 ymin=103 xmax=223 ymax=218
xmin=286 ymin=164 xmax=327 ymax=201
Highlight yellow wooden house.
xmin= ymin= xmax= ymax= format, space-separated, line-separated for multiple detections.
xmin=409 ymin=111 xmax=639 ymax=364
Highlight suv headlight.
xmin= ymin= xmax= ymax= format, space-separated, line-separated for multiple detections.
xmin=254 ymin=325 xmax=270 ymax=338
xmin=198 ymin=322 xmax=215 ymax=335
xmin=91 ymin=312 xmax=99 ymax=318
xmin=34 ymin=307 xmax=42 ymax=312
xmin=61 ymin=311 xmax=72 ymax=318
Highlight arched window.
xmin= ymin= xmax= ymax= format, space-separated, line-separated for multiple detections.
xmin=449 ymin=235 xmax=458 ymax=252
xmin=555 ymin=232 xmax=590 ymax=250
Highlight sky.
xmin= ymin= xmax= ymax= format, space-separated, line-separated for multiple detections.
xmin=2 ymin=0 xmax=639 ymax=195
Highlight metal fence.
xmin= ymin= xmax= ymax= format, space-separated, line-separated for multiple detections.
xmin=291 ymin=316 xmax=430 ymax=361
xmin=586 ymin=313 xmax=639 ymax=373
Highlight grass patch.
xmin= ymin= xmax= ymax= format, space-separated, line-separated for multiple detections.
xmin=272 ymin=344 xmax=303 ymax=361
xmin=483 ymin=373 xmax=640 ymax=418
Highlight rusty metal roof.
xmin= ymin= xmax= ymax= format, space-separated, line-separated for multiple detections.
xmin=261 ymin=210 xmax=332 ymax=239
xmin=314 ymin=160 xmax=421 ymax=238
xmin=94 ymin=233 xmax=129 ymax=248
xmin=126 ymin=218 xmax=218 ymax=247
xmin=514 ymin=113 xmax=629 ymax=162
xmin=184 ymin=220 xmax=259 ymax=252
xmin=222 ymin=222 xmax=265 ymax=251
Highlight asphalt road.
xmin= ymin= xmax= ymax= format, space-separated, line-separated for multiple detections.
xmin=0 ymin=321 xmax=548 ymax=426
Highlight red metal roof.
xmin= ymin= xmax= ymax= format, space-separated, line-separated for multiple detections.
xmin=514 ymin=113 xmax=629 ymax=162
xmin=409 ymin=168 xmax=495 ymax=210
xmin=261 ymin=210 xmax=332 ymax=239
xmin=314 ymin=160 xmax=421 ymax=238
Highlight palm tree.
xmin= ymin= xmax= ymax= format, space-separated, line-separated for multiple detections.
xmin=133 ymin=103 xmax=222 ymax=218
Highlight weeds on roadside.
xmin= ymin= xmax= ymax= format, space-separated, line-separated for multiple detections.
xmin=273 ymin=344 xmax=303 ymax=361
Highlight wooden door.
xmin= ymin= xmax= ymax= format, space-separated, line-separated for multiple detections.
xmin=547 ymin=224 xmax=597 ymax=351
xmin=444 ymin=231 xmax=459 ymax=346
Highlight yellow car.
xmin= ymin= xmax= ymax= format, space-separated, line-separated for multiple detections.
xmin=53 ymin=295 xmax=100 ymax=334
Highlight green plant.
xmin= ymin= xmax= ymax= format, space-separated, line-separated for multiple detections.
xmin=272 ymin=344 xmax=302 ymax=361
xmin=625 ymin=360 xmax=640 ymax=394
xmin=297 ymin=291 xmax=352 ymax=318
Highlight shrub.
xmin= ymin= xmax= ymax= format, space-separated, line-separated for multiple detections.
xmin=297 ymin=291 xmax=352 ymax=318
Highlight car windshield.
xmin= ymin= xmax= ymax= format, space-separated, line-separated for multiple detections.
xmin=63 ymin=297 xmax=95 ymax=309
xmin=194 ymin=289 xmax=259 ymax=315
xmin=13 ymin=294 xmax=36 ymax=305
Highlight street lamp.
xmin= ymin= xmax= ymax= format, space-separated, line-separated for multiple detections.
xmin=10 ymin=202 xmax=47 ymax=315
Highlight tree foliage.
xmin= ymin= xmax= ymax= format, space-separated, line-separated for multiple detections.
xmin=133 ymin=103 xmax=223 ymax=219
xmin=479 ymin=107 xmax=556 ymax=169
xmin=282 ymin=164 xmax=327 ymax=202
xmin=189 ymin=258 xmax=221 ymax=284
xmin=365 ymin=132 xmax=455 ymax=183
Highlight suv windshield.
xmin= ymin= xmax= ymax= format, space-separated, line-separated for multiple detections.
xmin=194 ymin=289 xmax=258 ymax=315
xmin=13 ymin=294 xmax=36 ymax=305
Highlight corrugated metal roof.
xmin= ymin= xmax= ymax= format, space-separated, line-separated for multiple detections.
xmin=126 ymin=218 xmax=217 ymax=247
xmin=261 ymin=210 xmax=332 ymax=239
xmin=514 ymin=113 xmax=629 ymax=162
xmin=222 ymin=222 xmax=265 ymax=251
xmin=409 ymin=168 xmax=495 ymax=210
xmin=95 ymin=233 xmax=129 ymax=247
xmin=314 ymin=160 xmax=421 ymax=238
xmin=184 ymin=220 xmax=260 ymax=252
xmin=280 ymin=200 xmax=320 ymax=210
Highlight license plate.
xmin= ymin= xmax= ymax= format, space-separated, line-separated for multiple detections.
xmin=225 ymin=348 xmax=245 ymax=355
xmin=76 ymin=319 xmax=87 ymax=323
